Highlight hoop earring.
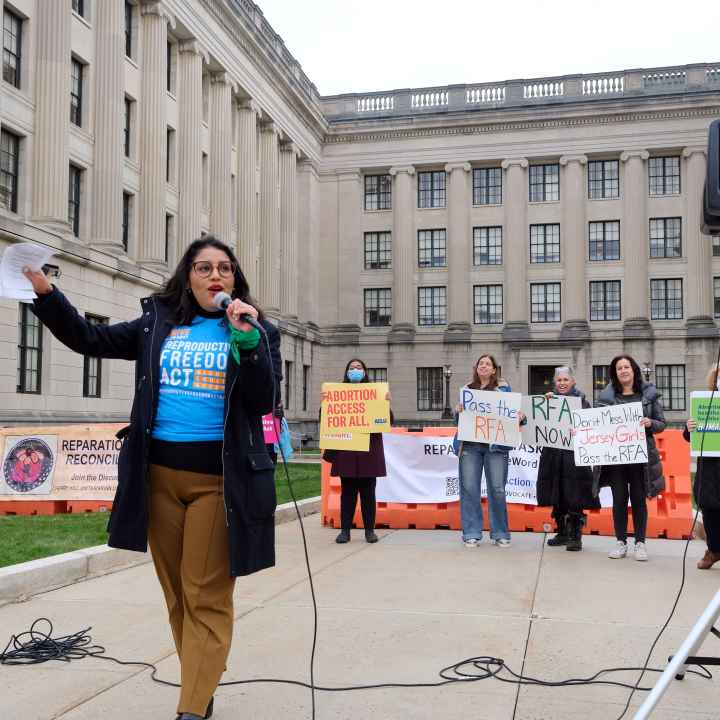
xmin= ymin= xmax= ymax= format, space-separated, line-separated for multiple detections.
xmin=185 ymin=286 xmax=192 ymax=294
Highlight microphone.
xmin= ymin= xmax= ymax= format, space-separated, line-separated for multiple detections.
xmin=212 ymin=292 xmax=264 ymax=332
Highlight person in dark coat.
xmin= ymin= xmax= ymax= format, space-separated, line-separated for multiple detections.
xmin=324 ymin=358 xmax=390 ymax=544
xmin=536 ymin=367 xmax=599 ymax=551
xmin=683 ymin=365 xmax=720 ymax=570
xmin=596 ymin=355 xmax=666 ymax=562
xmin=24 ymin=236 xmax=279 ymax=720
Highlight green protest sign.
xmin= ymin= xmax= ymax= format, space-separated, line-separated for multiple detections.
xmin=690 ymin=391 xmax=720 ymax=457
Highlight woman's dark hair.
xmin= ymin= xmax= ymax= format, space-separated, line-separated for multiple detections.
xmin=154 ymin=235 xmax=263 ymax=325
xmin=609 ymin=354 xmax=643 ymax=395
xmin=342 ymin=358 xmax=370 ymax=383
xmin=469 ymin=354 xmax=499 ymax=391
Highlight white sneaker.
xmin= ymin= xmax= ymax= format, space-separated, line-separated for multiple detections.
xmin=608 ymin=541 xmax=628 ymax=559
xmin=634 ymin=542 xmax=648 ymax=561
xmin=495 ymin=538 xmax=511 ymax=548
xmin=463 ymin=538 xmax=480 ymax=548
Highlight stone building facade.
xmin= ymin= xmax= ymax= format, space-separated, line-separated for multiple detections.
xmin=1 ymin=0 xmax=720 ymax=433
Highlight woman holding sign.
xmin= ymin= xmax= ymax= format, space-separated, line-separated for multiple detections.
xmin=597 ymin=355 xmax=666 ymax=561
xmin=683 ymin=366 xmax=720 ymax=570
xmin=325 ymin=358 xmax=390 ymax=544
xmin=537 ymin=367 xmax=599 ymax=551
xmin=456 ymin=354 xmax=522 ymax=548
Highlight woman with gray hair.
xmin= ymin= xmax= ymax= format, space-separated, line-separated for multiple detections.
xmin=536 ymin=366 xmax=599 ymax=551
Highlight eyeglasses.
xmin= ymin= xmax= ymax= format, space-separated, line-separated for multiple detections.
xmin=191 ymin=261 xmax=236 ymax=278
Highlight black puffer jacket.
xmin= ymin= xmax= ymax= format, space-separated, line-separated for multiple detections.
xmin=682 ymin=428 xmax=720 ymax=511
xmin=32 ymin=287 xmax=279 ymax=577
xmin=595 ymin=382 xmax=666 ymax=498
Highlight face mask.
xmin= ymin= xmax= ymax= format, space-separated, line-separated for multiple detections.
xmin=347 ymin=368 xmax=364 ymax=383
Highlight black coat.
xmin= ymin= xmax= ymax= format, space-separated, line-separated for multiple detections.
xmin=536 ymin=389 xmax=599 ymax=511
xmin=682 ymin=428 xmax=720 ymax=511
xmin=595 ymin=382 xmax=667 ymax=498
xmin=32 ymin=287 xmax=280 ymax=577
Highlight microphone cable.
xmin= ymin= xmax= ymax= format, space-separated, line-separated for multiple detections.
xmin=613 ymin=339 xmax=720 ymax=720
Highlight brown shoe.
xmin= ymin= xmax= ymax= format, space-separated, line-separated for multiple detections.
xmin=697 ymin=550 xmax=720 ymax=570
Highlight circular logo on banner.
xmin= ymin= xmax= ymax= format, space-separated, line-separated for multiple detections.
xmin=3 ymin=437 xmax=55 ymax=493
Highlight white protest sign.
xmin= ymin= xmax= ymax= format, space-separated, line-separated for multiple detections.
xmin=572 ymin=402 xmax=648 ymax=467
xmin=521 ymin=394 xmax=580 ymax=450
xmin=457 ymin=388 xmax=522 ymax=448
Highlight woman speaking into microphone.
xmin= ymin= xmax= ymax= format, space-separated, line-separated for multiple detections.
xmin=24 ymin=236 xmax=279 ymax=720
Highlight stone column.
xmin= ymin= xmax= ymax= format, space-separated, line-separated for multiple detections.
xmin=559 ymin=154 xmax=589 ymax=339
xmin=501 ymin=157 xmax=529 ymax=340
xmin=236 ymin=99 xmax=261 ymax=289
xmin=209 ymin=71 xmax=232 ymax=242
xmin=177 ymin=39 xmax=205 ymax=252
xmin=258 ymin=122 xmax=280 ymax=311
xmin=137 ymin=2 xmax=170 ymax=266
xmin=388 ymin=165 xmax=416 ymax=343
xmin=280 ymin=143 xmax=299 ymax=318
xmin=620 ymin=150 xmax=652 ymax=337
xmin=444 ymin=162 xmax=472 ymax=342
xmin=90 ymin=0 xmax=125 ymax=250
xmin=683 ymin=146 xmax=716 ymax=333
xmin=336 ymin=170 xmax=362 ymax=333
xmin=31 ymin=0 xmax=71 ymax=230
xmin=297 ymin=160 xmax=319 ymax=325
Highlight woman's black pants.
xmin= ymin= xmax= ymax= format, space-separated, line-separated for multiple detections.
xmin=340 ymin=476 xmax=376 ymax=531
xmin=608 ymin=465 xmax=648 ymax=543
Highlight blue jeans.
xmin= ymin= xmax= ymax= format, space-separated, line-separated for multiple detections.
xmin=459 ymin=443 xmax=510 ymax=541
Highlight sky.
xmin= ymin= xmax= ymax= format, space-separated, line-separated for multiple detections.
xmin=255 ymin=0 xmax=720 ymax=97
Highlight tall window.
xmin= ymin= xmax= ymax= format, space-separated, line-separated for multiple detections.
xmin=529 ymin=163 xmax=559 ymax=202
xmin=165 ymin=214 xmax=174 ymax=263
xmin=122 ymin=192 xmax=132 ymax=251
xmin=592 ymin=365 xmax=609 ymax=404
xmin=418 ymin=229 xmax=446 ymax=267
xmin=83 ymin=315 xmax=108 ymax=398
xmin=70 ymin=58 xmax=83 ymax=126
xmin=418 ymin=287 xmax=447 ymax=326
xmin=714 ymin=277 xmax=720 ymax=318
xmin=589 ymin=280 xmax=621 ymax=321
xmin=202 ymin=152 xmax=209 ymax=206
xmin=166 ymin=127 xmax=175 ymax=183
xmin=589 ymin=220 xmax=620 ymax=261
xmin=649 ymin=156 xmax=680 ymax=196
xmin=368 ymin=368 xmax=387 ymax=383
xmin=530 ymin=224 xmax=560 ymax=263
xmin=472 ymin=167 xmax=502 ymax=205
xmin=417 ymin=367 xmax=443 ymax=411
xmin=530 ymin=283 xmax=561 ymax=323
xmin=124 ymin=97 xmax=133 ymax=157
xmin=650 ymin=278 xmax=683 ymax=320
xmin=364 ymin=231 xmax=391 ymax=269
xmin=418 ymin=171 xmax=446 ymax=208
xmin=0 ymin=129 xmax=20 ymax=213
xmin=302 ymin=365 xmax=310 ymax=411
xmin=655 ymin=365 xmax=686 ymax=411
xmin=68 ymin=165 xmax=82 ymax=236
xmin=473 ymin=285 xmax=503 ymax=325
xmin=713 ymin=237 xmax=720 ymax=258
xmin=473 ymin=226 xmax=502 ymax=265
xmin=363 ymin=288 xmax=391 ymax=326
xmin=649 ymin=218 xmax=682 ymax=258
xmin=72 ymin=0 xmax=85 ymax=17
xmin=166 ymin=41 xmax=175 ymax=93
xmin=364 ymin=174 xmax=391 ymax=210
xmin=3 ymin=8 xmax=22 ymax=89
xmin=125 ymin=1 xmax=133 ymax=58
xmin=588 ymin=159 xmax=619 ymax=199
xmin=17 ymin=303 xmax=42 ymax=394
xmin=284 ymin=360 xmax=292 ymax=409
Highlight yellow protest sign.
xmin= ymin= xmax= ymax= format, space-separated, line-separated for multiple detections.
xmin=320 ymin=382 xmax=390 ymax=435
xmin=319 ymin=431 xmax=371 ymax=452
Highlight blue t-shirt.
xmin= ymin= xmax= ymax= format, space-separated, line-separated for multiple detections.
xmin=152 ymin=315 xmax=230 ymax=442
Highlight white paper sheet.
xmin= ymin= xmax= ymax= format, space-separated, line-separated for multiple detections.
xmin=0 ymin=243 xmax=56 ymax=300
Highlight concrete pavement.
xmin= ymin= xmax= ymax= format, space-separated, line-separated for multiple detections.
xmin=1 ymin=522 xmax=719 ymax=719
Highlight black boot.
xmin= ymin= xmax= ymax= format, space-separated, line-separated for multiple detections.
xmin=547 ymin=514 xmax=568 ymax=546
xmin=365 ymin=529 xmax=378 ymax=543
xmin=566 ymin=514 xmax=584 ymax=552
xmin=335 ymin=529 xmax=350 ymax=543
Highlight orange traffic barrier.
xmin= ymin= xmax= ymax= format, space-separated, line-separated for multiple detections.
xmin=0 ymin=500 xmax=112 ymax=516
xmin=321 ymin=427 xmax=693 ymax=539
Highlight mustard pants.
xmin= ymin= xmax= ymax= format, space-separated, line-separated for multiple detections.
xmin=148 ymin=465 xmax=236 ymax=717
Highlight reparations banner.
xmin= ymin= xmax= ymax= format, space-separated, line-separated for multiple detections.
xmin=0 ymin=424 xmax=124 ymax=500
